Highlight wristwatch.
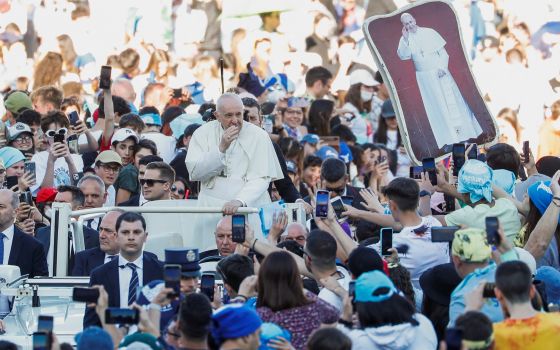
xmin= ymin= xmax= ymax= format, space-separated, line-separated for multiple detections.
xmin=419 ymin=190 xmax=432 ymax=198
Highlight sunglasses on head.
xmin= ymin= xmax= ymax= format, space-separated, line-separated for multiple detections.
xmin=140 ymin=178 xmax=167 ymax=187
xmin=171 ymin=185 xmax=186 ymax=195
xmin=45 ymin=128 xmax=68 ymax=138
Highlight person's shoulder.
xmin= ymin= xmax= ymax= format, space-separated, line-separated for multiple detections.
xmin=76 ymin=246 xmax=101 ymax=257
xmin=91 ymin=258 xmax=117 ymax=276
xmin=424 ymin=215 xmax=442 ymax=227
xmin=15 ymin=227 xmax=42 ymax=245
xmin=494 ymin=198 xmax=518 ymax=210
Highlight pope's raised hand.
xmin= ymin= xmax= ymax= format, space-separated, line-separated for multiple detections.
xmin=219 ymin=126 xmax=240 ymax=153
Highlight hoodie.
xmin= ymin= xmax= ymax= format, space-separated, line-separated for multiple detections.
xmin=338 ymin=313 xmax=437 ymax=350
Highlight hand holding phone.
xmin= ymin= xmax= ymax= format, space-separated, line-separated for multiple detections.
xmin=25 ymin=161 xmax=36 ymax=183
xmin=422 ymin=158 xmax=437 ymax=186
xmin=380 ymin=228 xmax=393 ymax=256
xmin=105 ymin=308 xmax=139 ymax=325
xmin=523 ymin=141 xmax=530 ymax=164
xmin=99 ymin=65 xmax=112 ymax=90
xmin=485 ymin=217 xmax=500 ymax=246
xmin=315 ymin=190 xmax=330 ymax=218
xmin=452 ymin=143 xmax=466 ymax=176
xmin=72 ymin=287 xmax=100 ymax=304
xmin=33 ymin=331 xmax=51 ymax=350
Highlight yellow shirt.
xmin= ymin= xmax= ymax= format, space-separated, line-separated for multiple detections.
xmin=494 ymin=313 xmax=560 ymax=350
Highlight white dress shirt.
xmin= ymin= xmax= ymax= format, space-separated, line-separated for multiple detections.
xmin=1 ymin=225 xmax=14 ymax=265
xmin=117 ymin=255 xmax=143 ymax=308
xmin=104 ymin=253 xmax=118 ymax=264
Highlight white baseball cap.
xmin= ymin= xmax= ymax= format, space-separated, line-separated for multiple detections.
xmin=8 ymin=122 xmax=33 ymax=141
xmin=349 ymin=69 xmax=379 ymax=87
xmin=111 ymin=128 xmax=139 ymax=145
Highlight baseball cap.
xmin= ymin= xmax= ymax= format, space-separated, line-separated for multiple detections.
xmin=349 ymin=69 xmax=378 ymax=87
xmin=457 ymin=160 xmax=493 ymax=204
xmin=380 ymin=100 xmax=396 ymax=118
xmin=7 ymin=122 xmax=33 ymax=141
xmin=36 ymin=188 xmax=58 ymax=204
xmin=95 ymin=150 xmax=123 ymax=166
xmin=355 ymin=270 xmax=398 ymax=303
xmin=0 ymin=147 xmax=26 ymax=169
xmin=492 ymin=169 xmax=516 ymax=197
xmin=528 ymin=181 xmax=560 ymax=223
xmin=285 ymin=160 xmax=297 ymax=174
xmin=316 ymin=146 xmax=338 ymax=160
xmin=452 ymin=228 xmax=491 ymax=263
xmin=111 ymin=128 xmax=139 ymax=145
xmin=140 ymin=113 xmax=162 ymax=127
xmin=119 ymin=332 xmax=164 ymax=350
xmin=75 ymin=326 xmax=113 ymax=350
xmin=4 ymin=91 xmax=32 ymax=116
xmin=301 ymin=134 xmax=319 ymax=145
xmin=260 ymin=323 xmax=291 ymax=350
xmin=212 ymin=304 xmax=262 ymax=344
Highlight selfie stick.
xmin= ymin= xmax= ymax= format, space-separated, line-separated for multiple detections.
xmin=220 ymin=58 xmax=225 ymax=94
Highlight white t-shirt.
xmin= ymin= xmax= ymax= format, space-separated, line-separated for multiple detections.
xmin=370 ymin=216 xmax=449 ymax=289
xmin=104 ymin=185 xmax=116 ymax=207
xmin=141 ymin=133 xmax=176 ymax=164
xmin=31 ymin=151 xmax=84 ymax=194
xmin=318 ymin=266 xmax=352 ymax=312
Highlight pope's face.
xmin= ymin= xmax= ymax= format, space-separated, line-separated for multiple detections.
xmin=216 ymin=98 xmax=244 ymax=130
xmin=402 ymin=15 xmax=417 ymax=33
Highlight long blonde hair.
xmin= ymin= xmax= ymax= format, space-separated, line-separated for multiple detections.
xmin=33 ymin=52 xmax=63 ymax=90
xmin=57 ymin=34 xmax=78 ymax=73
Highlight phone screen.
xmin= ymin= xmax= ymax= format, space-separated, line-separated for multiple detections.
xmin=431 ymin=226 xmax=460 ymax=242
xmin=409 ymin=166 xmax=423 ymax=180
xmin=467 ymin=144 xmax=478 ymax=160
xmin=72 ymin=287 xmax=100 ymax=303
xmin=482 ymin=282 xmax=496 ymax=298
xmin=99 ymin=65 xmax=112 ymax=90
xmin=422 ymin=158 xmax=437 ymax=186
xmin=68 ymin=111 xmax=79 ymax=126
xmin=67 ymin=135 xmax=79 ymax=154
xmin=164 ymin=264 xmax=182 ymax=297
xmin=315 ymin=190 xmax=330 ymax=218
xmin=38 ymin=315 xmax=54 ymax=333
xmin=200 ymin=274 xmax=215 ymax=301
xmin=452 ymin=143 xmax=466 ymax=176
xmin=380 ymin=228 xmax=393 ymax=256
xmin=330 ymin=197 xmax=346 ymax=220
xmin=231 ymin=214 xmax=246 ymax=243
xmin=485 ymin=217 xmax=500 ymax=245
xmin=341 ymin=196 xmax=353 ymax=206
xmin=25 ymin=161 xmax=36 ymax=182
xmin=105 ymin=308 xmax=139 ymax=325
xmin=523 ymin=141 xmax=530 ymax=163
xmin=445 ymin=328 xmax=463 ymax=350
xmin=173 ymin=88 xmax=182 ymax=98
xmin=32 ymin=332 xmax=49 ymax=350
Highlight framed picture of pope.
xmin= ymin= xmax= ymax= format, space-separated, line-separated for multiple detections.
xmin=363 ymin=0 xmax=497 ymax=164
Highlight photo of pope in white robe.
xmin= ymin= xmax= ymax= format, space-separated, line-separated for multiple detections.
xmin=397 ymin=12 xmax=483 ymax=149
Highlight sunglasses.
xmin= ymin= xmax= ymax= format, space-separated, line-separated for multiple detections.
xmin=326 ymin=186 xmax=345 ymax=195
xmin=171 ymin=185 xmax=185 ymax=195
xmin=45 ymin=128 xmax=68 ymax=138
xmin=140 ymin=178 xmax=167 ymax=187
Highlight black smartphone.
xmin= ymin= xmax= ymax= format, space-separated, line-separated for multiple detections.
xmin=99 ymin=65 xmax=112 ymax=90
xmin=444 ymin=193 xmax=455 ymax=213
xmin=315 ymin=190 xmax=330 ymax=218
xmin=37 ymin=315 xmax=54 ymax=333
xmin=53 ymin=133 xmax=64 ymax=143
xmin=409 ymin=166 xmax=423 ymax=180
xmin=348 ymin=280 xmax=356 ymax=309
xmin=164 ymin=264 xmax=182 ymax=298
xmin=452 ymin=143 xmax=466 ymax=176
xmin=445 ymin=328 xmax=463 ymax=350
xmin=380 ymin=228 xmax=393 ymax=256
xmin=72 ymin=287 xmax=100 ymax=303
xmin=330 ymin=196 xmax=346 ymax=221
xmin=483 ymin=282 xmax=496 ymax=298
xmin=485 ymin=216 xmax=500 ymax=245
xmin=173 ymin=88 xmax=182 ymax=98
xmin=25 ymin=161 xmax=36 ymax=182
xmin=431 ymin=226 xmax=460 ymax=242
xmin=231 ymin=214 xmax=246 ymax=243
xmin=19 ymin=191 xmax=32 ymax=205
xmin=467 ymin=144 xmax=478 ymax=160
xmin=341 ymin=196 xmax=354 ymax=206
xmin=105 ymin=308 xmax=139 ymax=325
xmin=6 ymin=176 xmax=18 ymax=189
xmin=32 ymin=331 xmax=50 ymax=350
xmin=523 ymin=141 xmax=530 ymax=164
xmin=200 ymin=273 xmax=215 ymax=302
xmin=422 ymin=158 xmax=437 ymax=186
xmin=67 ymin=111 xmax=80 ymax=126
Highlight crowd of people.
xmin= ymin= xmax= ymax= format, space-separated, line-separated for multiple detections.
xmin=1 ymin=0 xmax=560 ymax=349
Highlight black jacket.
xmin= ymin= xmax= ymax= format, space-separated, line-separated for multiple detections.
xmin=9 ymin=226 xmax=49 ymax=277
xmin=271 ymin=142 xmax=301 ymax=203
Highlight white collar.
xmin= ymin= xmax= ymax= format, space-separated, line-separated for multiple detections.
xmin=1 ymin=225 xmax=14 ymax=240
xmin=118 ymin=254 xmax=143 ymax=269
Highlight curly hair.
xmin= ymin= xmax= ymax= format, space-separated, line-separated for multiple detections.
xmin=388 ymin=264 xmax=415 ymax=305
xmin=33 ymin=52 xmax=63 ymax=90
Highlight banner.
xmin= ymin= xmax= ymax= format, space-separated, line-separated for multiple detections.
xmin=363 ymin=0 xmax=497 ymax=165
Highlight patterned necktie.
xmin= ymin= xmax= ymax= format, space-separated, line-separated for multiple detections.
xmin=0 ymin=233 xmax=5 ymax=264
xmin=125 ymin=262 xmax=138 ymax=306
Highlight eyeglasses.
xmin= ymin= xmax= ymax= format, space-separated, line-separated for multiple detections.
xmin=326 ymin=186 xmax=345 ymax=195
xmin=140 ymin=178 xmax=168 ymax=187
xmin=171 ymin=185 xmax=185 ymax=195
xmin=14 ymin=135 xmax=32 ymax=143
xmin=45 ymin=128 xmax=68 ymax=138
xmin=100 ymin=164 xmax=121 ymax=173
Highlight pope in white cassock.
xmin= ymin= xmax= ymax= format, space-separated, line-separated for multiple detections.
xmin=186 ymin=93 xmax=284 ymax=250
xmin=397 ymin=13 xmax=483 ymax=149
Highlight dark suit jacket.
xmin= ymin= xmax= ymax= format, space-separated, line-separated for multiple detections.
xmin=9 ymin=227 xmax=49 ymax=277
xmin=118 ymin=195 xmax=140 ymax=207
xmin=71 ymin=247 xmax=158 ymax=277
xmin=83 ymin=253 xmax=164 ymax=328
xmin=199 ymin=249 xmax=219 ymax=260
xmin=271 ymin=142 xmax=301 ymax=203
xmin=36 ymin=225 xmax=99 ymax=256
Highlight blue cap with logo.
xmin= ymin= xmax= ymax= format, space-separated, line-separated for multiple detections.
xmin=285 ymin=160 xmax=297 ymax=174
xmin=165 ymin=248 xmax=201 ymax=277
xmin=316 ymin=146 xmax=338 ymax=160
xmin=301 ymin=134 xmax=320 ymax=145
xmin=355 ymin=270 xmax=398 ymax=303
xmin=141 ymin=113 xmax=162 ymax=126
xmin=338 ymin=142 xmax=353 ymax=163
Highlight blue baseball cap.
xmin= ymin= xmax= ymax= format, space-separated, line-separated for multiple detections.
xmin=141 ymin=113 xmax=162 ymax=126
xmin=338 ymin=142 xmax=353 ymax=163
xmin=259 ymin=323 xmax=291 ymax=350
xmin=212 ymin=304 xmax=262 ymax=344
xmin=316 ymin=146 xmax=338 ymax=160
xmin=285 ymin=160 xmax=297 ymax=174
xmin=75 ymin=326 xmax=113 ymax=350
xmin=355 ymin=270 xmax=397 ymax=303
xmin=301 ymin=134 xmax=319 ymax=145
xmin=165 ymin=248 xmax=201 ymax=277
xmin=0 ymin=146 xmax=26 ymax=169
xmin=528 ymin=181 xmax=560 ymax=223
xmin=492 ymin=169 xmax=516 ymax=196
xmin=457 ymin=159 xmax=493 ymax=203
xmin=380 ymin=100 xmax=396 ymax=118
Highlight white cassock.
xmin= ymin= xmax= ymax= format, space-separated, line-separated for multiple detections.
xmin=186 ymin=120 xmax=284 ymax=250
xmin=397 ymin=27 xmax=483 ymax=148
